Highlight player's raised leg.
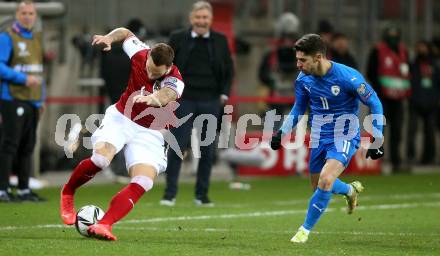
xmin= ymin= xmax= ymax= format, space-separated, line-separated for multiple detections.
xmin=311 ymin=174 xmax=351 ymax=195
xmin=291 ymin=159 xmax=345 ymax=243
xmin=329 ymin=177 xmax=364 ymax=214
xmin=87 ymin=163 xmax=156 ymax=241
xmin=60 ymin=142 xmax=115 ymax=225
xmin=310 ymin=166 xmax=363 ymax=216
xmin=330 ymin=177 xmax=364 ymax=214
xmin=331 ymin=178 xmax=350 ymax=195
xmin=345 ymin=181 xmax=364 ymax=214
xmin=332 ymin=141 xmax=364 ymax=214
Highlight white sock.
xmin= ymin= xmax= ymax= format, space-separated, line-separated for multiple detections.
xmin=346 ymin=185 xmax=353 ymax=197
xmin=300 ymin=225 xmax=311 ymax=235
xmin=17 ymin=189 xmax=31 ymax=196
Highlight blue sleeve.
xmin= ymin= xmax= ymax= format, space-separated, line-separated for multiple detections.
xmin=0 ymin=33 xmax=27 ymax=85
xmin=347 ymin=72 xmax=384 ymax=138
xmin=280 ymin=81 xmax=309 ymax=134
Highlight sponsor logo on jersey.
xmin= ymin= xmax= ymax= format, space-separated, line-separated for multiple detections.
xmin=164 ymin=81 xmax=177 ymax=88
xmin=164 ymin=77 xmax=178 ymax=83
xmin=357 ymin=83 xmax=372 ymax=100
xmin=331 ymin=85 xmax=340 ymax=96
xmin=304 ymin=84 xmax=311 ymax=93
xmin=357 ymin=83 xmax=366 ymax=95
xmin=162 ymin=77 xmax=179 ymax=88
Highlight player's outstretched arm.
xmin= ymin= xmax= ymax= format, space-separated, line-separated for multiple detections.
xmin=354 ymin=82 xmax=385 ymax=160
xmin=270 ymin=83 xmax=309 ymax=150
xmin=91 ymin=27 xmax=135 ymax=51
xmin=360 ymin=86 xmax=384 ymax=138
xmin=364 ymin=92 xmax=385 ymax=160
xmin=270 ymin=103 xmax=307 ymax=150
xmin=133 ymin=87 xmax=177 ymax=107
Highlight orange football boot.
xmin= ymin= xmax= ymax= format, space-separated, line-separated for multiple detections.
xmin=60 ymin=185 xmax=76 ymax=225
xmin=88 ymin=224 xmax=117 ymax=241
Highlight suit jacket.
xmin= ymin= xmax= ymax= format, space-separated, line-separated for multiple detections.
xmin=168 ymin=28 xmax=233 ymax=97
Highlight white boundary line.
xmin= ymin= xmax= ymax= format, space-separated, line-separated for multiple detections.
xmin=121 ymin=201 xmax=440 ymax=224
xmin=1 ymin=201 xmax=439 ymax=232
xmin=271 ymin=192 xmax=440 ymax=207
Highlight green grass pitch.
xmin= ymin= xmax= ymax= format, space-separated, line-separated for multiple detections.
xmin=1 ymin=173 xmax=439 ymax=255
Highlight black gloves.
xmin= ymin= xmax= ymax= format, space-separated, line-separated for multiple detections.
xmin=270 ymin=130 xmax=283 ymax=150
xmin=366 ymin=138 xmax=384 ymax=160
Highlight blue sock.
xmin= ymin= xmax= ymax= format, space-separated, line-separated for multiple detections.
xmin=331 ymin=178 xmax=350 ymax=195
xmin=303 ymin=188 xmax=332 ymax=231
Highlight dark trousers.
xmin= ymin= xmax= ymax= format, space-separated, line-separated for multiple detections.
xmin=164 ymin=99 xmax=220 ymax=199
xmin=382 ymin=99 xmax=405 ymax=170
xmin=407 ymin=102 xmax=436 ymax=163
xmin=0 ymin=100 xmax=38 ymax=191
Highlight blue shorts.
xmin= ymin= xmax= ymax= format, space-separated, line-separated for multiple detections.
xmin=309 ymin=138 xmax=359 ymax=174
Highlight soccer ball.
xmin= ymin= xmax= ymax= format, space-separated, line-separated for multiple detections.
xmin=75 ymin=205 xmax=105 ymax=237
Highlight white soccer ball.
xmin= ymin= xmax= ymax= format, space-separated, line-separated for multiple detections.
xmin=75 ymin=205 xmax=105 ymax=237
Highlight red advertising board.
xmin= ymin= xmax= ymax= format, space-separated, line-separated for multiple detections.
xmin=237 ymin=131 xmax=381 ymax=176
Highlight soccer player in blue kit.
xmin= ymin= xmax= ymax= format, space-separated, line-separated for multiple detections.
xmin=270 ymin=34 xmax=385 ymax=243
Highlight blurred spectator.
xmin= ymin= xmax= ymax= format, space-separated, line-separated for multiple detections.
xmin=0 ymin=1 xmax=46 ymax=202
xmin=100 ymin=18 xmax=146 ymax=105
xmin=99 ymin=39 xmax=129 ymax=103
xmin=160 ymin=1 xmax=233 ymax=206
xmin=258 ymin=12 xmax=300 ymax=129
xmin=367 ymin=26 xmax=411 ymax=173
xmin=406 ymin=41 xmax=439 ymax=165
xmin=433 ymin=38 xmax=440 ymax=141
xmin=317 ymin=19 xmax=334 ymax=58
xmin=71 ymin=26 xmax=98 ymax=77
xmin=328 ymin=32 xmax=357 ymax=69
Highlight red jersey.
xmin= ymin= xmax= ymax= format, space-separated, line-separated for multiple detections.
xmin=115 ymin=36 xmax=184 ymax=128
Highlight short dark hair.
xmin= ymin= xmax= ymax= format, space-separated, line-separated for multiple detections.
xmin=150 ymin=43 xmax=174 ymax=67
xmin=295 ymin=34 xmax=326 ymax=56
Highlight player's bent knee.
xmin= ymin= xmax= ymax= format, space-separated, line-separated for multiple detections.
xmin=91 ymin=152 xmax=111 ymax=169
xmin=131 ymin=175 xmax=154 ymax=192
xmin=318 ymin=175 xmax=334 ymax=190
xmin=94 ymin=142 xmax=116 ymax=158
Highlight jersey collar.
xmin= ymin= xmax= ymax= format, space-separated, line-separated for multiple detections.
xmin=322 ymin=61 xmax=335 ymax=79
xmin=12 ymin=21 xmax=33 ymax=39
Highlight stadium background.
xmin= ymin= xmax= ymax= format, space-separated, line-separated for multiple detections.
xmin=1 ymin=0 xmax=439 ymax=178
xmin=0 ymin=1 xmax=439 ymax=254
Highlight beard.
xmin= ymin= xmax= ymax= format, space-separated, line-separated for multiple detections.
xmin=300 ymin=69 xmax=311 ymax=75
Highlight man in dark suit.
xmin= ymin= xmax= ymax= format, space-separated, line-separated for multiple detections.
xmin=160 ymin=1 xmax=233 ymax=206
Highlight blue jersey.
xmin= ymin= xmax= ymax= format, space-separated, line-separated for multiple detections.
xmin=280 ymin=61 xmax=383 ymax=143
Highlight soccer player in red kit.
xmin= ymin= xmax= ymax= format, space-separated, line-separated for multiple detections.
xmin=59 ymin=27 xmax=184 ymax=241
